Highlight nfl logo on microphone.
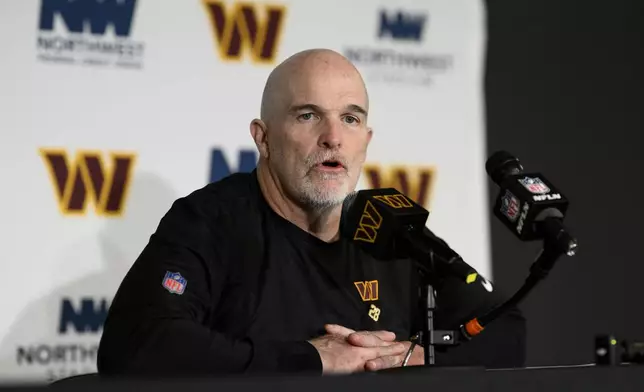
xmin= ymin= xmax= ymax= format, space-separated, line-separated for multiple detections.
xmin=162 ymin=271 xmax=187 ymax=295
xmin=518 ymin=176 xmax=550 ymax=194
xmin=500 ymin=190 xmax=520 ymax=222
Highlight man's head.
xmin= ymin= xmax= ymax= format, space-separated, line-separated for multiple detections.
xmin=250 ymin=49 xmax=372 ymax=211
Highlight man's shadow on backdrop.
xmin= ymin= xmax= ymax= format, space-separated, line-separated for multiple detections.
xmin=0 ymin=173 xmax=179 ymax=382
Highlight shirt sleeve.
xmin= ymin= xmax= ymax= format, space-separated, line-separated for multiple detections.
xmin=97 ymin=195 xmax=322 ymax=376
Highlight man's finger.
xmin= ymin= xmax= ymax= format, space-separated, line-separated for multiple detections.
xmin=347 ymin=331 xmax=396 ymax=347
xmin=371 ymin=342 xmax=407 ymax=357
xmin=324 ymin=324 xmax=355 ymax=337
xmin=369 ymin=330 xmax=397 ymax=342
xmin=381 ymin=342 xmax=408 ymax=356
xmin=365 ymin=354 xmax=404 ymax=371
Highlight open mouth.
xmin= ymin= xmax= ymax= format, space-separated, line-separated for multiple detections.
xmin=316 ymin=160 xmax=345 ymax=170
xmin=322 ymin=160 xmax=342 ymax=168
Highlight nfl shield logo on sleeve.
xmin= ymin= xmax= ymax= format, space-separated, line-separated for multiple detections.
xmin=518 ymin=176 xmax=550 ymax=194
xmin=162 ymin=271 xmax=187 ymax=295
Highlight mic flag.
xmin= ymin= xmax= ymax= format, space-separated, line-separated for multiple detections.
xmin=340 ymin=188 xmax=484 ymax=286
xmin=340 ymin=188 xmax=428 ymax=260
xmin=486 ymin=151 xmax=570 ymax=241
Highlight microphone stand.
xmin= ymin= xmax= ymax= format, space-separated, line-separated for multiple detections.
xmin=417 ymin=275 xmax=458 ymax=366
xmin=383 ymin=217 xmax=577 ymax=373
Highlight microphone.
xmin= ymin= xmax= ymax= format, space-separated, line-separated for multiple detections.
xmin=486 ymin=151 xmax=574 ymax=248
xmin=455 ymin=151 xmax=579 ymax=341
xmin=340 ymin=188 xmax=487 ymax=287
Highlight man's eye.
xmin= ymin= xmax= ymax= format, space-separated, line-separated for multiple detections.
xmin=298 ymin=113 xmax=315 ymax=121
xmin=344 ymin=116 xmax=359 ymax=124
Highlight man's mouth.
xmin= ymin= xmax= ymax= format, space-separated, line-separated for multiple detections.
xmin=315 ymin=159 xmax=345 ymax=172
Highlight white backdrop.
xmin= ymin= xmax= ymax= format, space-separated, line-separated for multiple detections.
xmin=0 ymin=0 xmax=489 ymax=382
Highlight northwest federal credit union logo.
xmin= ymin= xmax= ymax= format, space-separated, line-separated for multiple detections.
xmin=39 ymin=148 xmax=136 ymax=217
xmin=344 ymin=9 xmax=452 ymax=87
xmin=209 ymin=148 xmax=258 ymax=183
xmin=202 ymin=0 xmax=286 ymax=64
xmin=36 ymin=0 xmax=145 ymax=69
xmin=17 ymin=297 xmax=109 ymax=381
xmin=378 ymin=10 xmax=426 ymax=41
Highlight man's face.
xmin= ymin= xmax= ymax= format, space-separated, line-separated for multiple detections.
xmin=267 ymin=66 xmax=372 ymax=210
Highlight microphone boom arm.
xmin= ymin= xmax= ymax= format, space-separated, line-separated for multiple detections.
xmin=402 ymin=218 xmax=578 ymax=367
xmin=461 ymin=217 xmax=578 ymax=340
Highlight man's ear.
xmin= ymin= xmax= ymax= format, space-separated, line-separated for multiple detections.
xmin=366 ymin=127 xmax=374 ymax=146
xmin=250 ymin=119 xmax=269 ymax=159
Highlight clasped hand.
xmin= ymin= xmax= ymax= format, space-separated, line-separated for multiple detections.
xmin=308 ymin=324 xmax=424 ymax=374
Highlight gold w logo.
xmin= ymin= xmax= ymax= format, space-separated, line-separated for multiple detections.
xmin=353 ymin=200 xmax=382 ymax=243
xmin=39 ymin=148 xmax=136 ymax=217
xmin=373 ymin=194 xmax=413 ymax=209
xmin=202 ymin=0 xmax=286 ymax=64
xmin=354 ymin=280 xmax=379 ymax=301
xmin=363 ymin=165 xmax=436 ymax=210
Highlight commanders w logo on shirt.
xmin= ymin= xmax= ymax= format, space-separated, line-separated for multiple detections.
xmin=202 ymin=0 xmax=286 ymax=64
xmin=39 ymin=148 xmax=136 ymax=217
xmin=354 ymin=280 xmax=379 ymax=302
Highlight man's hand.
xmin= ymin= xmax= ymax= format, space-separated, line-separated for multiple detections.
xmin=364 ymin=340 xmax=425 ymax=371
xmin=324 ymin=324 xmax=425 ymax=371
xmin=308 ymin=325 xmax=406 ymax=374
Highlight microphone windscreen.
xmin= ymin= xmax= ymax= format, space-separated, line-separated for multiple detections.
xmin=486 ymin=151 xmax=523 ymax=184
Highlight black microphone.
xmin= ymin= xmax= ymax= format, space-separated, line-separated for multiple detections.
xmin=486 ymin=151 xmax=574 ymax=247
xmin=340 ymin=188 xmax=488 ymax=286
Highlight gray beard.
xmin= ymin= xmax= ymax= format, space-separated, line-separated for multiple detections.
xmin=299 ymin=195 xmax=343 ymax=212
xmin=298 ymin=173 xmax=349 ymax=211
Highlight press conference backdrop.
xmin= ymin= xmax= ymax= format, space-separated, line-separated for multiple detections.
xmin=0 ymin=0 xmax=489 ymax=383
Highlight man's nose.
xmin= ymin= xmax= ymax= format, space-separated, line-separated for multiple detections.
xmin=318 ymin=120 xmax=343 ymax=149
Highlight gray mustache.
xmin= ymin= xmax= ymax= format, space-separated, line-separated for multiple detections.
xmin=305 ymin=153 xmax=349 ymax=169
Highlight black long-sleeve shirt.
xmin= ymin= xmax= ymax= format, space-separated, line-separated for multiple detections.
xmin=97 ymin=171 xmax=526 ymax=376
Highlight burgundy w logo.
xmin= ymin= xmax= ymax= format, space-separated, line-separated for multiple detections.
xmin=354 ymin=280 xmax=379 ymax=302
xmin=202 ymin=0 xmax=286 ymax=64
xmin=39 ymin=148 xmax=136 ymax=217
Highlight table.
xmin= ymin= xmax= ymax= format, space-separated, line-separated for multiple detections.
xmin=2 ymin=364 xmax=643 ymax=392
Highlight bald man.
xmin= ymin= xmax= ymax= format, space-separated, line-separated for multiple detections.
xmin=97 ymin=49 xmax=526 ymax=376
